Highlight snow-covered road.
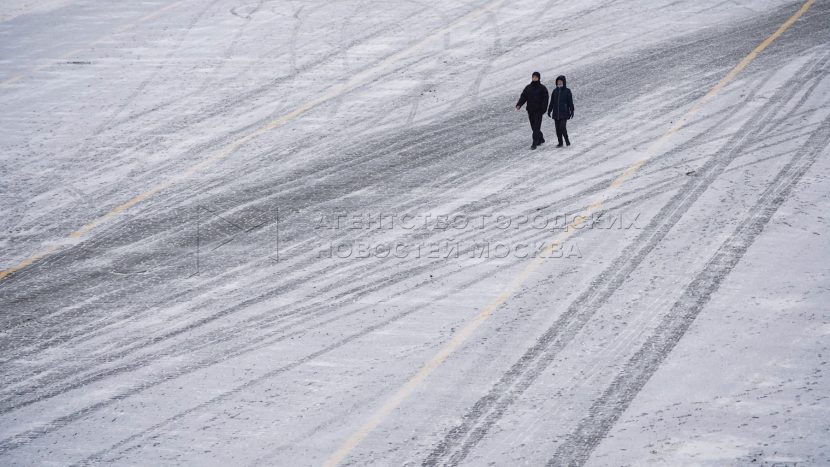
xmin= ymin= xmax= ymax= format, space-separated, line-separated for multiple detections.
xmin=1 ymin=0 xmax=829 ymax=465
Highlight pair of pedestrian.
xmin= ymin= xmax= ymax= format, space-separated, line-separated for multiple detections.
xmin=515 ymin=72 xmax=574 ymax=149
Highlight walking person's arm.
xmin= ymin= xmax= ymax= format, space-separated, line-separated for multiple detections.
xmin=568 ymin=89 xmax=575 ymax=119
xmin=516 ymin=86 xmax=528 ymax=111
xmin=547 ymin=89 xmax=554 ymax=118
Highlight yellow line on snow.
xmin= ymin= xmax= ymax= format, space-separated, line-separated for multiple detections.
xmin=321 ymin=1 xmax=815 ymax=465
xmin=0 ymin=0 xmax=505 ymax=281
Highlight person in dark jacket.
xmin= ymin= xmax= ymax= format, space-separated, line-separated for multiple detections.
xmin=515 ymin=71 xmax=549 ymax=150
xmin=547 ymin=75 xmax=574 ymax=147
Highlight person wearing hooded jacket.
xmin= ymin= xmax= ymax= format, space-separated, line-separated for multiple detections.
xmin=515 ymin=71 xmax=549 ymax=150
xmin=547 ymin=75 xmax=575 ymax=147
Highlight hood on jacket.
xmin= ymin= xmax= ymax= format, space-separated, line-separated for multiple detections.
xmin=555 ymin=75 xmax=567 ymax=87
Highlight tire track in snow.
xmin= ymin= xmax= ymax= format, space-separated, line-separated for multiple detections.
xmin=1 ymin=0 xmax=772 ymax=300
xmin=1 ymin=57 xmax=708 ymax=432
xmin=0 ymin=3 xmax=824 ymax=462
xmin=0 ymin=1 xmax=489 ymax=276
xmin=548 ymin=104 xmax=830 ymax=467
xmin=0 ymin=156 xmax=680 ymax=457
xmin=66 ymin=179 xmax=682 ymax=465
xmin=0 ymin=40 xmax=709 ymax=360
xmin=422 ymin=46 xmax=829 ymax=467
xmin=0 ymin=16 xmax=794 ymax=420
xmin=0 ymin=80 xmax=727 ymax=408
xmin=4 ymin=66 xmax=784 ymax=424
xmin=0 ymin=171 xmax=676 ymax=417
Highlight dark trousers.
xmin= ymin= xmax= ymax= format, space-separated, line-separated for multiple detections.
xmin=554 ymin=118 xmax=570 ymax=145
xmin=528 ymin=112 xmax=544 ymax=146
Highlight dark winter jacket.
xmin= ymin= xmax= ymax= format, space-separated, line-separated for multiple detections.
xmin=516 ymin=81 xmax=549 ymax=114
xmin=548 ymin=75 xmax=574 ymax=120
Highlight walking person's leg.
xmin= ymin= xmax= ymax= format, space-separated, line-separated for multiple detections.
xmin=562 ymin=119 xmax=570 ymax=146
xmin=527 ymin=112 xmax=536 ymax=147
xmin=529 ymin=112 xmax=543 ymax=148
xmin=534 ymin=113 xmax=544 ymax=145
xmin=554 ymin=118 xmax=564 ymax=146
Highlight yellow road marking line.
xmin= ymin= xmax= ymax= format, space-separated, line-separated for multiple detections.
xmin=0 ymin=0 xmax=505 ymax=282
xmin=1 ymin=1 xmax=187 ymax=86
xmin=321 ymin=1 xmax=815 ymax=465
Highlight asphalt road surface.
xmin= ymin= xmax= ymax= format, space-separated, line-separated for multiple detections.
xmin=1 ymin=0 xmax=829 ymax=465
